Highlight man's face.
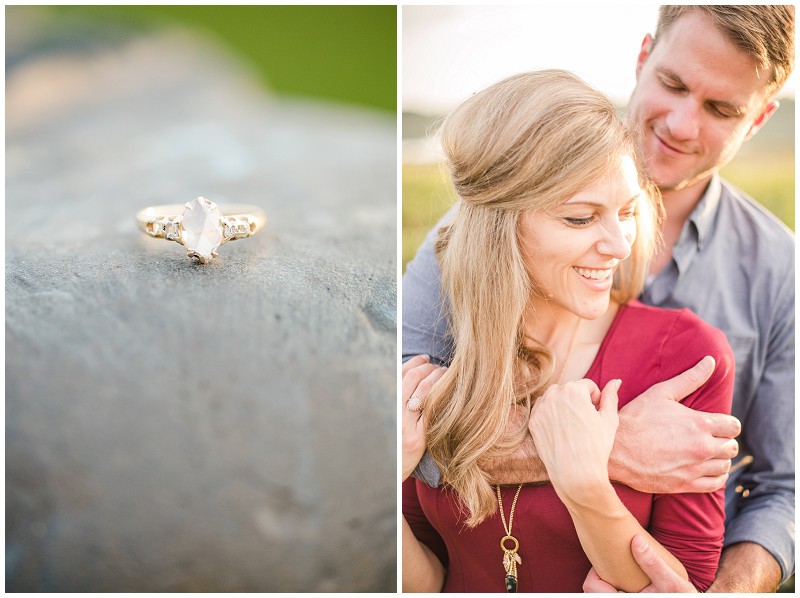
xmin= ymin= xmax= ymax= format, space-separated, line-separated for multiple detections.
xmin=627 ymin=10 xmax=778 ymax=192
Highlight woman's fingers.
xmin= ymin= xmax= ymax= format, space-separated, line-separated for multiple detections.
xmin=570 ymin=378 xmax=601 ymax=402
xmin=599 ymin=379 xmax=622 ymax=413
xmin=402 ymin=354 xmax=430 ymax=377
xmin=402 ymin=362 xmax=439 ymax=401
xmin=405 ymin=366 xmax=448 ymax=410
xmin=402 ymin=364 xmax=447 ymax=481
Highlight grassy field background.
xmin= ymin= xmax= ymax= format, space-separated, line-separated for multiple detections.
xmin=403 ymin=100 xmax=794 ymax=270
xmin=12 ymin=5 xmax=396 ymax=112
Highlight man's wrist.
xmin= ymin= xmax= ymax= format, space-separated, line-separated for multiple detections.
xmin=481 ymin=427 xmax=548 ymax=485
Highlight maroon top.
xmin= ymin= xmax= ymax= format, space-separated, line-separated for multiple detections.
xmin=404 ymin=301 xmax=735 ymax=592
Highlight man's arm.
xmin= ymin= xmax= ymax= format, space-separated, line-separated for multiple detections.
xmin=402 ymin=204 xmax=458 ymax=366
xmin=479 ymin=405 xmax=547 ymax=484
xmin=484 ymin=356 xmax=740 ymax=491
xmin=709 ymin=542 xmax=782 ymax=592
xmin=721 ymin=273 xmax=795 ymax=584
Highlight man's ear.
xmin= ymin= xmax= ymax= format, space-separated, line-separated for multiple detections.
xmin=744 ymin=99 xmax=779 ymax=141
xmin=635 ymin=34 xmax=654 ymax=80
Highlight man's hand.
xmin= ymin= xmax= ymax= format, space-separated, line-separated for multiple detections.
xmin=610 ymin=356 xmax=741 ymax=494
xmin=583 ymin=535 xmax=698 ymax=593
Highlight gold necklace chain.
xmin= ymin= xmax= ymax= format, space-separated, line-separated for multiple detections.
xmin=497 ymin=484 xmax=524 ymax=592
xmin=497 ymin=483 xmax=523 ymax=536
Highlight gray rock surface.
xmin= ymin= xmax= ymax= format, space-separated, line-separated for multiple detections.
xmin=6 ymin=25 xmax=396 ymax=592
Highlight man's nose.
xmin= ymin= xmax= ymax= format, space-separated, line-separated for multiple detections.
xmin=665 ymin=98 xmax=700 ymax=142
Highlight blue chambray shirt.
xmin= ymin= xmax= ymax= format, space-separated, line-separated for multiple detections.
xmin=402 ymin=175 xmax=795 ymax=582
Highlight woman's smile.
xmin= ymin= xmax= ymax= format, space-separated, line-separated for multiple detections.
xmin=573 ymin=265 xmax=615 ymax=290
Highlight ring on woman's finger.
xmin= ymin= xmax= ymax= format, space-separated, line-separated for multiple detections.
xmin=406 ymin=395 xmax=424 ymax=412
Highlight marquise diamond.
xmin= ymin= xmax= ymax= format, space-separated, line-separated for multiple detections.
xmin=181 ymin=197 xmax=224 ymax=261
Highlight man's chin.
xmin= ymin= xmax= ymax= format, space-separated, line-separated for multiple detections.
xmin=648 ymin=165 xmax=697 ymax=193
xmin=654 ymin=172 xmax=713 ymax=195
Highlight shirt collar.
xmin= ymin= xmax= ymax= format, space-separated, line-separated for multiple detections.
xmin=687 ymin=174 xmax=722 ymax=249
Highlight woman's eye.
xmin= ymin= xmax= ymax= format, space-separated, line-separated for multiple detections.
xmin=564 ymin=217 xmax=594 ymax=227
xmin=620 ymin=209 xmax=638 ymax=220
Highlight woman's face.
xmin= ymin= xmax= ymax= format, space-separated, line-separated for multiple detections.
xmin=519 ymin=155 xmax=642 ymax=321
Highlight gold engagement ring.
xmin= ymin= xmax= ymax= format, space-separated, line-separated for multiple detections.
xmin=136 ymin=197 xmax=267 ymax=264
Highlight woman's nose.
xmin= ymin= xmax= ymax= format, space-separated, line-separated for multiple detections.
xmin=597 ymin=218 xmax=633 ymax=260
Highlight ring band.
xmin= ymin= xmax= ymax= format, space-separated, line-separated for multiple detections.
xmin=407 ymin=395 xmax=423 ymax=412
xmin=136 ymin=197 xmax=267 ymax=264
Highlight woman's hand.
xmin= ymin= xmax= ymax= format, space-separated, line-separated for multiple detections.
xmin=529 ymin=378 xmax=621 ymax=503
xmin=531 ymin=379 xmax=692 ymax=592
xmin=402 ymin=355 xmax=447 ymax=482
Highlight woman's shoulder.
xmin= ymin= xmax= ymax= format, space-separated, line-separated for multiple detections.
xmin=618 ymin=299 xmax=730 ymax=354
xmin=614 ymin=300 xmax=734 ymax=413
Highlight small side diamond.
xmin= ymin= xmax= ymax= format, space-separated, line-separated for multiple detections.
xmin=223 ymin=219 xmax=238 ymax=241
xmin=147 ymin=218 xmax=166 ymax=237
xmin=165 ymin=218 xmax=181 ymax=241
xmin=224 ymin=217 xmax=250 ymax=240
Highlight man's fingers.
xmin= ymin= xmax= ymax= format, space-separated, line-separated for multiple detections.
xmin=646 ymin=355 xmax=715 ymax=403
xmin=712 ymin=436 xmax=739 ymax=459
xmin=631 ymin=535 xmax=697 ymax=592
xmin=698 ymin=457 xmax=732 ymax=477
xmin=687 ymin=473 xmax=730 ymax=493
xmin=582 ymin=567 xmax=619 ymax=593
xmin=704 ymin=413 xmax=741 ymax=439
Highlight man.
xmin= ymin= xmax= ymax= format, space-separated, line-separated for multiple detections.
xmin=402 ymin=5 xmax=794 ymax=592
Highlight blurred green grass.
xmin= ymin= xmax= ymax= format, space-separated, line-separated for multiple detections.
xmin=719 ymin=154 xmax=794 ymax=228
xmin=48 ymin=5 xmax=396 ymax=112
xmin=402 ymin=162 xmax=456 ymax=268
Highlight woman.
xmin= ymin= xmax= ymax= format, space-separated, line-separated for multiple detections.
xmin=402 ymin=71 xmax=734 ymax=593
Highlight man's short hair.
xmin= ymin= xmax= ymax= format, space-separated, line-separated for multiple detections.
xmin=656 ymin=5 xmax=795 ymax=95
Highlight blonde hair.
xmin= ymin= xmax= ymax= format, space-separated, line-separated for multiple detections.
xmin=656 ymin=5 xmax=794 ymax=95
xmin=426 ymin=70 xmax=662 ymax=526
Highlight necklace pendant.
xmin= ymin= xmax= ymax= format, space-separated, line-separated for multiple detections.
xmin=502 ymin=548 xmax=520 ymax=591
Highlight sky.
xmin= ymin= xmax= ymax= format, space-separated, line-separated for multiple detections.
xmin=403 ymin=5 xmax=795 ymax=114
